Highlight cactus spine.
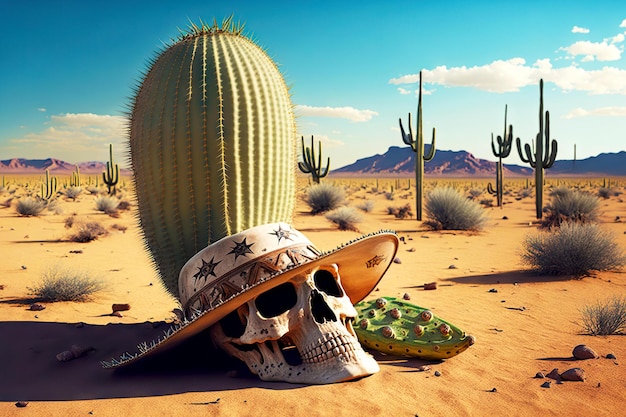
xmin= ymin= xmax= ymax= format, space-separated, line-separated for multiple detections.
xmin=298 ymin=135 xmax=330 ymax=183
xmin=399 ymin=70 xmax=436 ymax=221
xmin=516 ymin=79 xmax=558 ymax=219
xmin=129 ymin=17 xmax=296 ymax=298
xmin=102 ymin=144 xmax=119 ymax=195
xmin=41 ymin=169 xmax=57 ymax=201
xmin=487 ymin=105 xmax=513 ymax=208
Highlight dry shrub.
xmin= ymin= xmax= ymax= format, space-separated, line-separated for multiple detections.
xmin=542 ymin=188 xmax=599 ymax=228
xmin=28 ymin=265 xmax=105 ymax=302
xmin=16 ymin=197 xmax=46 ymax=216
xmin=304 ymin=183 xmax=345 ymax=214
xmin=579 ymin=296 xmax=626 ymax=335
xmin=387 ymin=204 xmax=413 ymax=219
xmin=424 ymin=187 xmax=488 ymax=231
xmin=69 ymin=222 xmax=107 ymax=242
xmin=325 ymin=206 xmax=362 ymax=231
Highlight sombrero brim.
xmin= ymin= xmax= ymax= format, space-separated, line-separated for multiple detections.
xmin=101 ymin=230 xmax=398 ymax=369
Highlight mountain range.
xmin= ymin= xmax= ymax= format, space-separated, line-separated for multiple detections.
xmin=0 ymin=158 xmax=130 ymax=175
xmin=332 ymin=146 xmax=626 ymax=177
xmin=1 ymin=147 xmax=624 ymax=177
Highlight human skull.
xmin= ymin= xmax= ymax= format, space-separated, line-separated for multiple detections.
xmin=209 ymin=263 xmax=379 ymax=384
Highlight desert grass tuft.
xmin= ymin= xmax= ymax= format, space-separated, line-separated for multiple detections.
xmin=68 ymin=221 xmax=107 ymax=242
xmin=424 ymin=187 xmax=488 ymax=231
xmin=304 ymin=183 xmax=345 ymax=214
xmin=325 ymin=206 xmax=362 ymax=231
xmin=95 ymin=195 xmax=120 ymax=214
xmin=64 ymin=186 xmax=82 ymax=200
xmin=16 ymin=197 xmax=46 ymax=216
xmin=542 ymin=188 xmax=599 ymax=228
xmin=387 ymin=204 xmax=413 ymax=219
xmin=28 ymin=266 xmax=105 ymax=302
xmin=356 ymin=200 xmax=375 ymax=213
xmin=521 ymin=222 xmax=626 ymax=276
xmin=579 ymin=295 xmax=626 ymax=335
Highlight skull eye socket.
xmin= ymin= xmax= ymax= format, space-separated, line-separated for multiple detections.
xmin=255 ymin=282 xmax=297 ymax=318
xmin=313 ymin=268 xmax=343 ymax=298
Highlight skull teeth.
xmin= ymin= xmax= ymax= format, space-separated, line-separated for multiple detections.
xmin=300 ymin=331 xmax=361 ymax=364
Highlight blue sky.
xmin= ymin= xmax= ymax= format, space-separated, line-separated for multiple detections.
xmin=1 ymin=0 xmax=625 ymax=169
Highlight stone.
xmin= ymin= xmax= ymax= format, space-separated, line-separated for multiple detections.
xmin=546 ymin=368 xmax=561 ymax=380
xmin=541 ymin=381 xmax=551 ymax=388
xmin=561 ymin=368 xmax=586 ymax=382
xmin=572 ymin=344 xmax=598 ymax=360
xmin=112 ymin=303 xmax=131 ymax=313
xmin=29 ymin=303 xmax=45 ymax=311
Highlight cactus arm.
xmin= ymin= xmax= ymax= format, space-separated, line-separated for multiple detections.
xmin=399 ymin=113 xmax=415 ymax=150
xmin=487 ymin=182 xmax=496 ymax=195
xmin=354 ymin=297 xmax=475 ymax=360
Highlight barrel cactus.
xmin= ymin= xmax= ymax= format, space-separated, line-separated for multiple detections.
xmin=129 ymin=17 xmax=297 ymax=298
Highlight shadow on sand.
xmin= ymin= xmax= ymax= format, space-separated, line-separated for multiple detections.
xmin=0 ymin=319 xmax=302 ymax=402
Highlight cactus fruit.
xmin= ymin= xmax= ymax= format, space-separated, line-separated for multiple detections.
xmin=399 ymin=70 xmax=436 ymax=221
xmin=129 ymin=17 xmax=296 ymax=298
xmin=354 ymin=297 xmax=475 ymax=360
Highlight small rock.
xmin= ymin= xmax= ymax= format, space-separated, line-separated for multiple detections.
xmin=29 ymin=303 xmax=45 ymax=311
xmin=416 ymin=365 xmax=431 ymax=372
xmin=573 ymin=344 xmax=599 ymax=360
xmin=488 ymin=288 xmax=498 ymax=293
xmin=546 ymin=368 xmax=561 ymax=380
xmin=70 ymin=344 xmax=94 ymax=358
xmin=402 ymin=292 xmax=411 ymax=300
xmin=561 ymin=367 xmax=586 ymax=382
xmin=393 ymin=257 xmax=402 ymax=264
xmin=489 ymin=387 xmax=497 ymax=392
xmin=21 ymin=265 xmax=27 ymax=270
xmin=605 ymin=353 xmax=617 ymax=360
xmin=407 ymin=247 xmax=416 ymax=252
xmin=423 ymin=282 xmax=437 ymax=291
xmin=541 ymin=381 xmax=551 ymax=388
xmin=502 ymin=216 xmax=508 ymax=220
xmin=15 ymin=401 xmax=28 ymax=408
xmin=111 ymin=311 xmax=123 ymax=317
xmin=434 ymin=370 xmax=441 ymax=377
xmin=56 ymin=350 xmax=75 ymax=362
xmin=448 ymin=264 xmax=457 ymax=269
xmin=534 ymin=372 xmax=545 ymax=379
xmin=112 ymin=303 xmax=131 ymax=313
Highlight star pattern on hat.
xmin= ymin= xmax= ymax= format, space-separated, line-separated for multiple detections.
xmin=270 ymin=224 xmax=294 ymax=243
xmin=228 ymin=237 xmax=254 ymax=261
xmin=193 ymin=257 xmax=221 ymax=283
xmin=365 ymin=254 xmax=386 ymax=268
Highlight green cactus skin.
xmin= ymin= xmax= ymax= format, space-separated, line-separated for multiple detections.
xmin=129 ymin=17 xmax=296 ymax=298
xmin=354 ymin=297 xmax=475 ymax=360
xmin=70 ymin=165 xmax=81 ymax=187
xmin=516 ymin=79 xmax=558 ymax=219
xmin=399 ymin=70 xmax=436 ymax=221
xmin=298 ymin=135 xmax=329 ymax=183
xmin=102 ymin=143 xmax=120 ymax=195
xmin=41 ymin=169 xmax=57 ymax=201
xmin=487 ymin=105 xmax=513 ymax=208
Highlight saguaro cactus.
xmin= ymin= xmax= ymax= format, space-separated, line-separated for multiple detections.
xmin=41 ymin=169 xmax=57 ymax=201
xmin=298 ymin=135 xmax=330 ymax=183
xmin=399 ymin=70 xmax=436 ymax=221
xmin=70 ymin=165 xmax=81 ymax=187
xmin=129 ymin=17 xmax=296 ymax=298
xmin=102 ymin=143 xmax=119 ymax=195
xmin=487 ymin=105 xmax=514 ymax=208
xmin=516 ymin=79 xmax=558 ymax=219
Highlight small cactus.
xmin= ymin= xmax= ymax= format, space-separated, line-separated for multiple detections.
xmin=102 ymin=144 xmax=119 ymax=195
xmin=41 ymin=169 xmax=57 ymax=201
xmin=487 ymin=105 xmax=514 ymax=208
xmin=298 ymin=135 xmax=330 ymax=183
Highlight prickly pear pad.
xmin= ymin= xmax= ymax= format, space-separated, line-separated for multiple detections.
xmin=354 ymin=297 xmax=474 ymax=360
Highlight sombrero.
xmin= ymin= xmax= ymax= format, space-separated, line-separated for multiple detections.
xmin=101 ymin=222 xmax=398 ymax=368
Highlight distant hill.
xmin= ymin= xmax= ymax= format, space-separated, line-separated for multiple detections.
xmin=0 ymin=158 xmax=130 ymax=175
xmin=332 ymin=146 xmax=626 ymax=177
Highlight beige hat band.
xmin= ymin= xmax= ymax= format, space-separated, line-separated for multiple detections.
xmin=183 ymin=243 xmax=321 ymax=318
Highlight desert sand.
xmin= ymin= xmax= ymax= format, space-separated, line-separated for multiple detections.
xmin=0 ymin=176 xmax=625 ymax=417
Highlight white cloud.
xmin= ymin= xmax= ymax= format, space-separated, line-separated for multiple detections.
xmin=564 ymin=106 xmax=626 ymax=118
xmin=2 ymin=113 xmax=127 ymax=163
xmin=297 ymin=133 xmax=344 ymax=149
xmin=620 ymin=18 xmax=626 ymax=28
xmin=572 ymin=26 xmax=590 ymax=34
xmin=562 ymin=40 xmax=622 ymax=61
xmin=390 ymin=57 xmax=626 ymax=95
xmin=295 ymin=105 xmax=378 ymax=122
xmin=397 ymin=87 xmax=412 ymax=95
xmin=37 ymin=108 xmax=47 ymax=112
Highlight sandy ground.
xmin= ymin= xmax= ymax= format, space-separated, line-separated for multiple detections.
xmin=0 ymin=177 xmax=625 ymax=417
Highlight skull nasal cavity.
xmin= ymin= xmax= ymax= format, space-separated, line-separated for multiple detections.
xmin=313 ymin=269 xmax=343 ymax=297
xmin=311 ymin=289 xmax=337 ymax=323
